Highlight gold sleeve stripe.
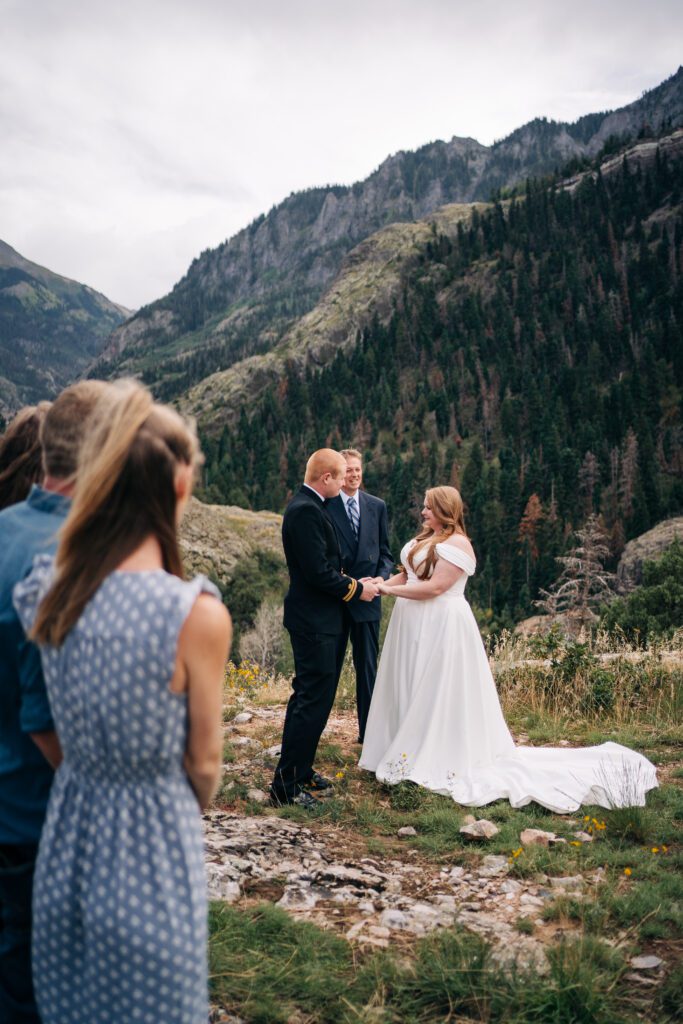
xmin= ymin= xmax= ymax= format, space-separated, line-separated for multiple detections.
xmin=342 ymin=578 xmax=357 ymax=603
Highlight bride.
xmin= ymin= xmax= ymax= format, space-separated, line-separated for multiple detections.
xmin=359 ymin=486 xmax=657 ymax=813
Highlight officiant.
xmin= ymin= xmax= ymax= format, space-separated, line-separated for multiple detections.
xmin=326 ymin=449 xmax=394 ymax=742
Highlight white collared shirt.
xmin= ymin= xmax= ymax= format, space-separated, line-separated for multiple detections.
xmin=303 ymin=483 xmax=325 ymax=502
xmin=341 ymin=489 xmax=361 ymax=527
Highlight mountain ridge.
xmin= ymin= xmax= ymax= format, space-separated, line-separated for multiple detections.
xmin=0 ymin=239 xmax=130 ymax=415
xmin=92 ymin=67 xmax=683 ymax=402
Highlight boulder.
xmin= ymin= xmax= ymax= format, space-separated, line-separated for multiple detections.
xmin=460 ymin=819 xmax=499 ymax=840
xmin=629 ymin=954 xmax=664 ymax=970
xmin=520 ymin=828 xmax=556 ymax=847
xmin=397 ymin=826 xmax=417 ymax=838
xmin=617 ymin=517 xmax=683 ymax=591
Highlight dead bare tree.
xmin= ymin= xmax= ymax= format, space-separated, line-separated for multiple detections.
xmin=240 ymin=601 xmax=284 ymax=670
xmin=536 ymin=514 xmax=617 ymax=626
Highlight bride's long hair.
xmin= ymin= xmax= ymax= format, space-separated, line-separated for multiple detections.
xmin=407 ymin=486 xmax=468 ymax=580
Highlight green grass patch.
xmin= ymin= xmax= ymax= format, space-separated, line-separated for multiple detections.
xmin=209 ymin=904 xmax=637 ymax=1023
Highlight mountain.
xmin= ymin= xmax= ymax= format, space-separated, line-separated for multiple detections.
xmin=195 ymin=129 xmax=683 ymax=625
xmin=0 ymin=240 xmax=129 ymax=416
xmin=92 ymin=67 xmax=683 ymax=401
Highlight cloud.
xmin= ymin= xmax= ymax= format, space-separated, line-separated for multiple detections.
xmin=0 ymin=0 xmax=680 ymax=307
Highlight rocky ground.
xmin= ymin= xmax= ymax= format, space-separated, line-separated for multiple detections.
xmin=204 ymin=703 xmax=671 ymax=1012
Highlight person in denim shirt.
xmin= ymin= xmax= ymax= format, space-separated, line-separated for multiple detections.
xmin=0 ymin=381 xmax=108 ymax=1024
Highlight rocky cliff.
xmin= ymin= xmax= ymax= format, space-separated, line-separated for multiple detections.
xmin=93 ymin=68 xmax=683 ymax=404
xmin=180 ymin=496 xmax=283 ymax=590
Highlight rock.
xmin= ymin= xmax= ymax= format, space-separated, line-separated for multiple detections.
xmin=368 ymin=925 xmax=391 ymax=939
xmin=316 ymin=864 xmax=385 ymax=888
xmin=264 ymin=744 xmax=282 ymax=758
xmin=397 ymin=826 xmax=417 ymax=838
xmin=231 ymin=736 xmax=260 ymax=749
xmin=629 ymin=955 xmax=664 ymax=970
xmin=380 ymin=909 xmax=410 ymax=931
xmin=246 ymin=788 xmax=268 ymax=804
xmin=499 ymin=879 xmax=522 ymax=894
xmin=478 ymin=855 xmax=509 ymax=877
xmin=460 ymin=819 xmax=499 ymax=840
xmin=205 ymin=864 xmax=241 ymax=903
xmin=276 ymin=886 xmax=318 ymax=910
xmin=572 ymin=831 xmax=594 ymax=843
xmin=623 ymin=972 xmax=660 ymax=986
xmin=448 ymin=866 xmax=466 ymax=881
xmin=549 ymin=875 xmax=585 ymax=891
xmin=345 ymin=921 xmax=367 ymax=941
xmin=520 ymin=828 xmax=556 ymax=847
xmin=617 ymin=517 xmax=683 ymax=590
xmin=462 ymin=814 xmax=477 ymax=825
xmin=233 ymin=712 xmax=253 ymax=724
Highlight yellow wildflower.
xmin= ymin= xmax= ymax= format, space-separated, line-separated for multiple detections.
xmin=651 ymin=847 xmax=659 ymax=854
xmin=623 ymin=867 xmax=632 ymax=876
xmin=570 ymin=841 xmax=581 ymax=847
xmin=335 ymin=771 xmax=345 ymax=780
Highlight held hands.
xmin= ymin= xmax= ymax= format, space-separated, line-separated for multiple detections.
xmin=358 ymin=579 xmax=380 ymax=601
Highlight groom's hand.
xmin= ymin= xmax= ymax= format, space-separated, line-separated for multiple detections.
xmin=359 ymin=580 xmax=380 ymax=601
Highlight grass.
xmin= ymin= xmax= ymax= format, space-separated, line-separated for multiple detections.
xmin=209 ymin=632 xmax=683 ymax=1022
xmin=209 ymin=903 xmax=639 ymax=1023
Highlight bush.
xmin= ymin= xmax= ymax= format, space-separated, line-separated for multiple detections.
xmin=602 ymin=540 xmax=683 ymax=644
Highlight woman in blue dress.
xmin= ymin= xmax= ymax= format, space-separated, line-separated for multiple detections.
xmin=13 ymin=381 xmax=232 ymax=1024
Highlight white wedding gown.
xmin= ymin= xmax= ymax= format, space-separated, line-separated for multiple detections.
xmin=359 ymin=540 xmax=658 ymax=813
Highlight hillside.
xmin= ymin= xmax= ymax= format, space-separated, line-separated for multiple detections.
xmin=91 ymin=68 xmax=683 ymax=403
xmin=0 ymin=240 xmax=129 ymax=415
xmin=196 ymin=130 xmax=683 ymax=624
xmin=180 ymin=495 xmax=282 ymax=590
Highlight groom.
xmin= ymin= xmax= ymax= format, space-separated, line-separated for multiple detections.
xmin=270 ymin=449 xmax=379 ymax=808
xmin=325 ymin=448 xmax=393 ymax=742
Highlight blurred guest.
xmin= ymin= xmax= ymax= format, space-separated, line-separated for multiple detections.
xmin=0 ymin=381 xmax=108 ymax=1024
xmin=14 ymin=380 xmax=232 ymax=1024
xmin=0 ymin=403 xmax=51 ymax=511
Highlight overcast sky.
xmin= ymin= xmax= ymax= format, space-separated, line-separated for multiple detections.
xmin=1 ymin=0 xmax=680 ymax=310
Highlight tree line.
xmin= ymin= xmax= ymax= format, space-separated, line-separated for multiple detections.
xmin=199 ymin=147 xmax=683 ymax=626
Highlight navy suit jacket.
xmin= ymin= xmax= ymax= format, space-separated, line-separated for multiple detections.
xmin=325 ymin=491 xmax=394 ymax=622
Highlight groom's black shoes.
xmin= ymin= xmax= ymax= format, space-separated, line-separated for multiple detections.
xmin=301 ymin=771 xmax=334 ymax=793
xmin=268 ymin=787 xmax=321 ymax=810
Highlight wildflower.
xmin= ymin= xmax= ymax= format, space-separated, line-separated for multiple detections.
xmin=511 ymin=847 xmax=523 ymax=858
xmin=623 ymin=867 xmax=632 ymax=876
xmin=662 ymin=844 xmax=668 ymax=853
xmin=335 ymin=771 xmax=345 ymax=780
xmin=651 ymin=847 xmax=659 ymax=854
xmin=583 ymin=815 xmax=590 ymax=822
xmin=570 ymin=841 xmax=581 ymax=847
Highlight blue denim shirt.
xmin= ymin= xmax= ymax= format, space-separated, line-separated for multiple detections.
xmin=0 ymin=485 xmax=70 ymax=843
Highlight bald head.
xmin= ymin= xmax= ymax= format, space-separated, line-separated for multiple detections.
xmin=304 ymin=448 xmax=346 ymax=499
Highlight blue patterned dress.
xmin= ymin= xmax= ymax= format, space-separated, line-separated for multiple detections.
xmin=13 ymin=557 xmax=220 ymax=1024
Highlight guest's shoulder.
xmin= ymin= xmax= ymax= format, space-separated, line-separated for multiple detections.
xmin=361 ymin=491 xmax=386 ymax=509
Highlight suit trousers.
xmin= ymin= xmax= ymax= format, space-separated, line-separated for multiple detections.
xmin=335 ymin=615 xmax=380 ymax=742
xmin=271 ymin=630 xmax=339 ymax=800
xmin=0 ymin=843 xmax=40 ymax=1024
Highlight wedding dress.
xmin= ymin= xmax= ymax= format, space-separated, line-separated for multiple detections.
xmin=359 ymin=540 xmax=657 ymax=813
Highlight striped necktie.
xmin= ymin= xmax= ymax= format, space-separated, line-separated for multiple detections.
xmin=347 ymin=495 xmax=359 ymax=538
